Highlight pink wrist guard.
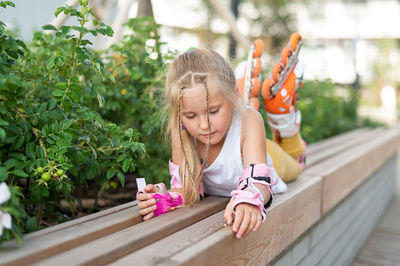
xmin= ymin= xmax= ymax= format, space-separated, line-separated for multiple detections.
xmin=231 ymin=163 xmax=276 ymax=222
xmin=231 ymin=189 xmax=266 ymax=221
xmin=136 ymin=179 xmax=184 ymax=217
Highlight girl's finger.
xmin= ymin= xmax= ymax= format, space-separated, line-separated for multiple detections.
xmin=139 ymin=204 xmax=157 ymax=216
xmin=138 ymin=198 xmax=156 ymax=209
xmin=137 ymin=192 xmax=153 ymax=201
xmin=232 ymin=207 xmax=244 ymax=233
xmin=253 ymin=214 xmax=262 ymax=232
xmin=224 ymin=202 xmax=233 ymax=225
xmin=143 ymin=211 xmax=155 ymax=221
xmin=237 ymin=210 xmax=250 ymax=239
xmin=244 ymin=213 xmax=258 ymax=237
xmin=144 ymin=184 xmax=156 ymax=193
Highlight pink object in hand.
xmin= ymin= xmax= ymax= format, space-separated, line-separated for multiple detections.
xmin=153 ymin=192 xmax=183 ymax=217
xmin=136 ymin=178 xmax=183 ymax=217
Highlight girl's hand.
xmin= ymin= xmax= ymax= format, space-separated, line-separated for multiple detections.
xmin=137 ymin=184 xmax=160 ymax=221
xmin=224 ymin=199 xmax=262 ymax=239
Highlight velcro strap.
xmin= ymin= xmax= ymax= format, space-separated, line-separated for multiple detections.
xmin=237 ymin=163 xmax=276 ymax=190
xmin=238 ymin=163 xmax=272 ymax=183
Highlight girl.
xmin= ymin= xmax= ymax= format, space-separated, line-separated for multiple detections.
xmin=137 ymin=48 xmax=305 ymax=239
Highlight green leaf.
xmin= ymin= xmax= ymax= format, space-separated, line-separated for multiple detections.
xmin=96 ymin=93 xmax=104 ymax=108
xmin=46 ymin=57 xmax=55 ymax=70
xmin=26 ymin=143 xmax=36 ymax=159
xmin=122 ymin=160 xmax=129 ymax=173
xmin=4 ymin=159 xmax=19 ymax=169
xmin=0 ymin=119 xmax=9 ymax=126
xmin=0 ymin=128 xmax=5 ymax=141
xmin=60 ymin=120 xmax=74 ymax=130
xmin=86 ymin=165 xmax=96 ymax=180
xmin=11 ymin=224 xmax=23 ymax=247
xmin=26 ymin=217 xmax=39 ymax=232
xmin=106 ymin=168 xmax=117 ymax=179
xmin=1 ymin=1 xmax=15 ymax=8
xmin=117 ymin=154 xmax=126 ymax=162
xmin=104 ymin=71 xmax=115 ymax=83
xmin=13 ymin=135 xmax=24 ymax=149
xmin=52 ymin=88 xmax=65 ymax=97
xmin=0 ymin=167 xmax=8 ymax=181
xmin=41 ymin=188 xmax=49 ymax=197
xmin=116 ymin=171 xmax=125 ymax=187
xmin=55 ymin=7 xmax=65 ymax=17
xmin=11 ymin=169 xmax=28 ymax=177
xmin=42 ymin=24 xmax=57 ymax=31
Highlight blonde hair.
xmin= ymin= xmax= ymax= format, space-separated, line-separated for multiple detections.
xmin=165 ymin=49 xmax=244 ymax=205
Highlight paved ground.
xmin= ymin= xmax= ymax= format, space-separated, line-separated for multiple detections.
xmin=352 ymin=151 xmax=400 ymax=266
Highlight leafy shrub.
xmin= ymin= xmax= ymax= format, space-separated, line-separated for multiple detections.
xmin=0 ymin=0 xmax=145 ymax=244
xmin=86 ymin=17 xmax=176 ymax=185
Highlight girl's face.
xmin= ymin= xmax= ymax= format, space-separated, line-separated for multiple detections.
xmin=180 ymin=83 xmax=232 ymax=146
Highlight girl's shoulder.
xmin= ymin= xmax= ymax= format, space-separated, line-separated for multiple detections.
xmin=240 ymin=107 xmax=266 ymax=146
xmin=241 ymin=107 xmax=265 ymax=130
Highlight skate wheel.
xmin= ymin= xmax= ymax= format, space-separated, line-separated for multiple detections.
xmin=249 ymin=97 xmax=260 ymax=110
xmin=271 ymin=62 xmax=284 ymax=82
xmin=250 ymin=77 xmax=261 ymax=97
xmin=251 ymin=58 xmax=262 ymax=77
xmin=252 ymin=39 xmax=264 ymax=58
xmin=280 ymin=47 xmax=292 ymax=66
xmin=289 ymin=32 xmax=302 ymax=52
xmin=261 ymin=78 xmax=275 ymax=100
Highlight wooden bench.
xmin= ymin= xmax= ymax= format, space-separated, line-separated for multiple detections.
xmin=1 ymin=127 xmax=399 ymax=266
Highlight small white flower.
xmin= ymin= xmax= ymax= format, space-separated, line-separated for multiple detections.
xmin=0 ymin=182 xmax=11 ymax=205
xmin=0 ymin=210 xmax=12 ymax=236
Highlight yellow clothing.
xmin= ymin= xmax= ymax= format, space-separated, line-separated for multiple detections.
xmin=267 ymin=133 xmax=304 ymax=183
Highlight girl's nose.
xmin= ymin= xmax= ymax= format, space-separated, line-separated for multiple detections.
xmin=199 ymin=115 xmax=210 ymax=130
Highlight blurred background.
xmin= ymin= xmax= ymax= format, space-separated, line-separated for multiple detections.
xmin=2 ymin=0 xmax=400 ymax=126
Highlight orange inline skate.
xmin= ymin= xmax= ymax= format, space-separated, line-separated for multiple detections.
xmin=235 ymin=39 xmax=264 ymax=110
xmin=261 ymin=33 xmax=304 ymax=139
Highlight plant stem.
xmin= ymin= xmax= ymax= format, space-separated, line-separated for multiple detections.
xmin=61 ymin=31 xmax=84 ymax=110
xmin=36 ymin=203 xmax=44 ymax=227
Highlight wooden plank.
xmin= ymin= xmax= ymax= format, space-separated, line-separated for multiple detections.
xmin=110 ymin=175 xmax=321 ymax=265
xmin=33 ymin=196 xmax=229 ymax=266
xmin=136 ymin=175 xmax=322 ymax=266
xmin=110 ymin=211 xmax=227 ymax=265
xmin=306 ymin=128 xmax=368 ymax=155
xmin=305 ymin=128 xmax=400 ymax=215
xmin=0 ymin=206 xmax=141 ymax=266
xmin=304 ymin=128 xmax=383 ymax=168
xmin=24 ymin=201 xmax=138 ymax=240
xmin=352 ymin=197 xmax=400 ymax=266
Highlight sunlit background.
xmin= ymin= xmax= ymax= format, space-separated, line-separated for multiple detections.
xmin=2 ymin=0 xmax=400 ymax=125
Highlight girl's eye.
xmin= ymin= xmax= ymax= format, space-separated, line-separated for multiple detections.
xmin=210 ymin=109 xmax=219 ymax=114
xmin=186 ymin=115 xmax=195 ymax=119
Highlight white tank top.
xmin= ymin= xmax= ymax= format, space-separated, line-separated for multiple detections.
xmin=202 ymin=108 xmax=287 ymax=197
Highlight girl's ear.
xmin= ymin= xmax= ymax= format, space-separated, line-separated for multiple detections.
xmin=181 ymin=121 xmax=186 ymax=130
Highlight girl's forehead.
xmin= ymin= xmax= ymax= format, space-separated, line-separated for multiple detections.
xmin=181 ymin=84 xmax=228 ymax=111
xmin=181 ymin=83 xmax=221 ymax=98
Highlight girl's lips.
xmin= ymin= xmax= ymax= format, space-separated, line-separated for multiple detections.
xmin=200 ymin=132 xmax=215 ymax=137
